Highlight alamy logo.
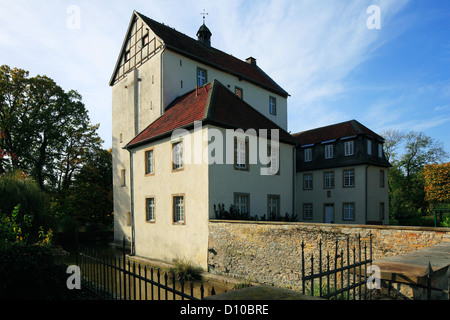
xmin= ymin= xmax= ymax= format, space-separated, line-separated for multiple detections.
xmin=367 ymin=5 xmax=381 ymax=30
xmin=171 ymin=121 xmax=280 ymax=176
xmin=66 ymin=265 xmax=81 ymax=290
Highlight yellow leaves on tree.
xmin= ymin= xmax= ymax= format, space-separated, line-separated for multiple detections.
xmin=424 ymin=162 xmax=450 ymax=203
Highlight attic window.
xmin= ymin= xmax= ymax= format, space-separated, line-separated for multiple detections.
xmin=125 ymin=50 xmax=131 ymax=61
xmin=142 ymin=34 xmax=149 ymax=46
xmin=197 ymin=68 xmax=207 ymax=87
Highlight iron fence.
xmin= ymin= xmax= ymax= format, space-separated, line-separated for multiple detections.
xmin=76 ymin=238 xmax=216 ymax=300
xmin=301 ymin=234 xmax=374 ymax=300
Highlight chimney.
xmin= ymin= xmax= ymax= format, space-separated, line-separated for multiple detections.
xmin=246 ymin=57 xmax=257 ymax=66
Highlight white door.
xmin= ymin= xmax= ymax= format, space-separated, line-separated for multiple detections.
xmin=325 ymin=204 xmax=334 ymax=223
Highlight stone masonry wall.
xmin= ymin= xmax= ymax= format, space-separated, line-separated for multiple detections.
xmin=207 ymin=220 xmax=450 ymax=291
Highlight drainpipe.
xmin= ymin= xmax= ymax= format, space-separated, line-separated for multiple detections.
xmin=160 ymin=42 xmax=166 ymax=115
xmin=129 ymin=150 xmax=136 ymax=256
xmin=292 ymin=144 xmax=297 ymax=217
xmin=365 ymin=165 xmax=369 ymax=224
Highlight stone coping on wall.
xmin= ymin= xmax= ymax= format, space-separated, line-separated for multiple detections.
xmin=209 ymin=219 xmax=450 ymax=233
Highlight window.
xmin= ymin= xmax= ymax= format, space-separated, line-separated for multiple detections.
xmin=125 ymin=50 xmax=131 ymax=61
xmin=303 ymin=203 xmax=313 ymax=220
xmin=378 ymin=144 xmax=383 ymax=158
xmin=367 ymin=140 xmax=372 ymax=155
xmin=173 ymin=195 xmax=185 ymax=223
xmin=380 ymin=170 xmax=385 ymax=188
xmin=344 ymin=141 xmax=354 ymax=156
xmin=343 ymin=169 xmax=355 ymax=187
xmin=146 ymin=198 xmax=155 ymax=222
xmin=304 ymin=148 xmax=312 ymax=162
xmin=269 ymin=97 xmax=276 ymax=115
xmin=126 ymin=212 xmax=131 ymax=226
xmin=324 ymin=172 xmax=334 ymax=189
xmin=267 ymin=195 xmax=280 ymax=219
xmin=343 ymin=203 xmax=355 ymax=221
xmin=120 ymin=169 xmax=126 ymax=187
xmin=235 ymin=87 xmax=243 ymax=99
xmin=172 ymin=142 xmax=183 ymax=171
xmin=303 ymin=173 xmax=313 ymax=190
xmin=234 ymin=138 xmax=248 ymax=170
xmin=267 ymin=145 xmax=279 ymax=175
xmin=142 ymin=34 xmax=149 ymax=47
xmin=325 ymin=144 xmax=333 ymax=159
xmin=197 ymin=68 xmax=207 ymax=87
xmin=234 ymin=193 xmax=249 ymax=215
xmin=145 ymin=149 xmax=154 ymax=175
xmin=380 ymin=202 xmax=385 ymax=220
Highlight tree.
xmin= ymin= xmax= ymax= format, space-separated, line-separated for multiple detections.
xmin=0 ymin=65 xmax=103 ymax=191
xmin=424 ymin=163 xmax=450 ymax=204
xmin=381 ymin=129 xmax=448 ymax=221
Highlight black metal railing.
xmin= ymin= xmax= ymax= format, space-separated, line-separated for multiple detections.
xmin=76 ymin=239 xmax=216 ymax=300
xmin=301 ymin=234 xmax=373 ymax=300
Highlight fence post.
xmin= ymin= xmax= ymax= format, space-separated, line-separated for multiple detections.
xmin=426 ymin=262 xmax=433 ymax=300
xmin=123 ymin=237 xmax=127 ymax=300
xmin=301 ymin=240 xmax=305 ymax=294
xmin=447 ymin=265 xmax=450 ymax=300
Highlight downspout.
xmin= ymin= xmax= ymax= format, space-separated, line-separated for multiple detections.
xmin=160 ymin=42 xmax=166 ymax=115
xmin=365 ymin=165 xmax=369 ymax=224
xmin=293 ymin=143 xmax=297 ymax=217
xmin=129 ymin=149 xmax=136 ymax=256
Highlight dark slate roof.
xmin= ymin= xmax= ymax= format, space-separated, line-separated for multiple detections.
xmin=292 ymin=120 xmax=385 ymax=146
xmin=125 ymin=80 xmax=296 ymax=149
xmin=111 ymin=11 xmax=288 ymax=97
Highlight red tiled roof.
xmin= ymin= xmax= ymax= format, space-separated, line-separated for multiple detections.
xmin=125 ymin=81 xmax=296 ymax=149
xmin=292 ymin=120 xmax=384 ymax=146
xmin=134 ymin=12 xmax=288 ymax=97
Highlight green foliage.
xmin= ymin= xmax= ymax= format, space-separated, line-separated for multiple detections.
xmin=214 ymin=203 xmax=258 ymax=221
xmin=214 ymin=203 xmax=297 ymax=222
xmin=0 ymin=242 xmax=77 ymax=299
xmin=0 ymin=171 xmax=53 ymax=242
xmin=382 ymin=129 xmax=449 ymax=223
xmin=167 ymin=259 xmax=203 ymax=282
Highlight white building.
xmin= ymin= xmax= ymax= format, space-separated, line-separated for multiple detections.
xmin=110 ymin=11 xmax=389 ymax=268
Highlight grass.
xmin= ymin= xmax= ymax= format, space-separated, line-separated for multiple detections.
xmin=167 ymin=259 xmax=203 ymax=282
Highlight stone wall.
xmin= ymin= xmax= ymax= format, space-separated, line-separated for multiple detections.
xmin=207 ymin=220 xmax=450 ymax=290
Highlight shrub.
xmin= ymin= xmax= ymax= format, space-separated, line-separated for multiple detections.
xmin=0 ymin=242 xmax=78 ymax=300
xmin=168 ymin=259 xmax=203 ymax=282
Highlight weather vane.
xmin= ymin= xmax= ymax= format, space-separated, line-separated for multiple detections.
xmin=201 ymin=9 xmax=208 ymax=24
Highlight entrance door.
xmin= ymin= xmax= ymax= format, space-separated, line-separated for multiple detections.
xmin=325 ymin=204 xmax=334 ymax=223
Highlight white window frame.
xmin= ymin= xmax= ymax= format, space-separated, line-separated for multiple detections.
xmin=324 ymin=172 xmax=334 ymax=189
xmin=197 ymin=68 xmax=207 ymax=87
xmin=173 ymin=196 xmax=185 ymax=223
xmin=235 ymin=138 xmax=247 ymax=170
xmin=343 ymin=203 xmax=355 ymax=221
xmin=367 ymin=140 xmax=372 ymax=155
xmin=234 ymin=193 xmax=249 ymax=215
xmin=267 ymin=146 xmax=279 ymax=175
xmin=343 ymin=169 xmax=355 ymax=187
xmin=325 ymin=144 xmax=333 ymax=159
xmin=304 ymin=174 xmax=313 ymax=190
xmin=146 ymin=198 xmax=155 ymax=222
xmin=303 ymin=203 xmax=313 ymax=220
xmin=304 ymin=148 xmax=312 ymax=162
xmin=145 ymin=149 xmax=154 ymax=175
xmin=267 ymin=195 xmax=280 ymax=219
xmin=269 ymin=96 xmax=276 ymax=115
xmin=172 ymin=142 xmax=183 ymax=170
xmin=344 ymin=141 xmax=354 ymax=156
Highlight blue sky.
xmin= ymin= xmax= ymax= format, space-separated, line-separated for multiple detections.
xmin=1 ymin=0 xmax=449 ymax=156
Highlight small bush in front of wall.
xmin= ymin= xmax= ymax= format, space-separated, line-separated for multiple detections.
xmin=168 ymin=259 xmax=203 ymax=282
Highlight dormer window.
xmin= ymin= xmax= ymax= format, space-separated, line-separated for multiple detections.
xmin=344 ymin=141 xmax=354 ymax=156
xmin=325 ymin=144 xmax=333 ymax=159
